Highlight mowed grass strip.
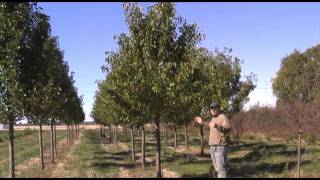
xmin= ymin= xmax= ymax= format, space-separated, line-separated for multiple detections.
xmin=62 ymin=129 xmax=122 ymax=177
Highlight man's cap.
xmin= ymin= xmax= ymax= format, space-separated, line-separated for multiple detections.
xmin=209 ymin=101 xmax=220 ymax=109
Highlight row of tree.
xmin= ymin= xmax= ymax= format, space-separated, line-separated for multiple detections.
xmin=0 ymin=2 xmax=85 ymax=177
xmin=232 ymin=44 xmax=320 ymax=178
xmin=91 ymin=2 xmax=256 ymax=178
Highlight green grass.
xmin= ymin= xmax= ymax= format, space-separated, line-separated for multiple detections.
xmin=1 ymin=128 xmax=319 ymax=178
xmin=0 ymin=129 xmax=66 ymax=177
xmin=63 ymin=129 xmax=122 ymax=177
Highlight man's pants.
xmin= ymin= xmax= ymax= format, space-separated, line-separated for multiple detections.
xmin=210 ymin=145 xmax=228 ymax=178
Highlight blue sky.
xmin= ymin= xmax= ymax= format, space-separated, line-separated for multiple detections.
xmin=37 ymin=2 xmax=320 ymax=122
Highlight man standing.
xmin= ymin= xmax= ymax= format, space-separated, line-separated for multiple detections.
xmin=195 ymin=102 xmax=231 ymax=178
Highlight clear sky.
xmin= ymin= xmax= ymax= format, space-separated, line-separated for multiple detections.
xmin=36 ymin=2 xmax=320 ymax=122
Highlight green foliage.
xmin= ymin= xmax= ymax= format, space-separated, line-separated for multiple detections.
xmin=0 ymin=2 xmax=35 ymax=120
xmin=95 ymin=2 xmax=256 ymax=129
xmin=272 ymin=44 xmax=320 ymax=103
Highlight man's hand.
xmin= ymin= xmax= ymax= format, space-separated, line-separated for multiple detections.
xmin=194 ymin=116 xmax=203 ymax=124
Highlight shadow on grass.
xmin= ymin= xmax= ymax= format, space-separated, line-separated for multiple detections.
xmin=178 ymin=141 xmax=312 ymax=178
xmin=228 ymin=160 xmax=312 ymax=178
xmin=90 ymin=162 xmax=136 ymax=169
xmin=229 ymin=143 xmax=306 ymax=164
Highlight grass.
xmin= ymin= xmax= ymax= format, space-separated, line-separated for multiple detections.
xmin=1 ymin=127 xmax=319 ymax=178
xmin=0 ymin=129 xmax=66 ymax=177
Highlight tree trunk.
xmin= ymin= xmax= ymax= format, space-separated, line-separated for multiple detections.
xmin=115 ymin=126 xmax=118 ymax=150
xmin=70 ymin=124 xmax=72 ymax=141
xmin=66 ymin=125 xmax=69 ymax=144
xmin=200 ymin=125 xmax=204 ymax=156
xmin=75 ymin=124 xmax=78 ymax=138
xmin=184 ymin=124 xmax=188 ymax=149
xmin=165 ymin=124 xmax=168 ymax=147
xmin=155 ymin=117 xmax=162 ymax=178
xmin=141 ymin=126 xmax=146 ymax=170
xmin=78 ymin=124 xmax=80 ymax=138
xmin=297 ymin=131 xmax=301 ymax=178
xmin=66 ymin=125 xmax=68 ymax=143
xmin=70 ymin=125 xmax=72 ymax=142
xmin=8 ymin=117 xmax=15 ymax=178
xmin=68 ymin=125 xmax=71 ymax=143
xmin=104 ymin=125 xmax=107 ymax=138
xmin=50 ymin=120 xmax=54 ymax=163
xmin=131 ymin=127 xmax=135 ymax=162
xmin=39 ymin=122 xmax=44 ymax=170
xmin=174 ymin=128 xmax=177 ymax=149
xmin=72 ymin=124 xmax=74 ymax=141
xmin=54 ymin=120 xmax=57 ymax=158
xmin=109 ymin=125 xmax=112 ymax=144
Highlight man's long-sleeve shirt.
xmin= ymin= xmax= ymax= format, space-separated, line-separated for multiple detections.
xmin=203 ymin=113 xmax=231 ymax=146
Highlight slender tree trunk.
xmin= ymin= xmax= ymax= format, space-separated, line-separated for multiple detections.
xmin=73 ymin=124 xmax=75 ymax=140
xmin=165 ymin=124 xmax=168 ymax=147
xmin=115 ymin=126 xmax=118 ymax=150
xmin=131 ymin=127 xmax=135 ymax=162
xmin=184 ymin=124 xmax=188 ymax=149
xmin=70 ymin=125 xmax=73 ymax=142
xmin=78 ymin=124 xmax=80 ymax=138
xmin=100 ymin=125 xmax=102 ymax=137
xmin=68 ymin=125 xmax=71 ymax=143
xmin=141 ymin=126 xmax=146 ymax=170
xmin=69 ymin=125 xmax=71 ymax=142
xmin=155 ymin=117 xmax=162 ymax=178
xmin=66 ymin=125 xmax=69 ymax=144
xmin=200 ymin=125 xmax=204 ymax=156
xmin=39 ymin=122 xmax=44 ymax=170
xmin=8 ymin=117 xmax=15 ymax=178
xmin=104 ymin=125 xmax=107 ymax=138
xmin=72 ymin=124 xmax=75 ymax=141
xmin=113 ymin=126 xmax=115 ymax=145
xmin=109 ymin=125 xmax=112 ymax=144
xmin=297 ymin=130 xmax=302 ymax=178
xmin=50 ymin=120 xmax=54 ymax=163
xmin=75 ymin=124 xmax=78 ymax=138
xmin=54 ymin=120 xmax=57 ymax=158
xmin=70 ymin=124 xmax=72 ymax=141
xmin=174 ymin=128 xmax=177 ymax=149
xmin=71 ymin=124 xmax=73 ymax=141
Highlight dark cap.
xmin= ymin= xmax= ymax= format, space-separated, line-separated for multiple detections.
xmin=209 ymin=102 xmax=220 ymax=109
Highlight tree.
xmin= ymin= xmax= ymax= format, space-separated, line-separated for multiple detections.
xmin=99 ymin=3 xmax=256 ymax=177
xmin=272 ymin=44 xmax=320 ymax=104
xmin=0 ymin=3 xmax=37 ymax=177
xmin=20 ymin=9 xmax=53 ymax=170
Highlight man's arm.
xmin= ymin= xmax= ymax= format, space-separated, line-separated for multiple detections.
xmin=202 ymin=121 xmax=210 ymax=130
xmin=214 ymin=115 xmax=231 ymax=133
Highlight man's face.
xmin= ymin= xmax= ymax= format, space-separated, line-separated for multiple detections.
xmin=209 ymin=108 xmax=219 ymax=117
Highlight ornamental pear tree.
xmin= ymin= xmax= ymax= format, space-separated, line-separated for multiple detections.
xmin=0 ymin=2 xmax=39 ymax=177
